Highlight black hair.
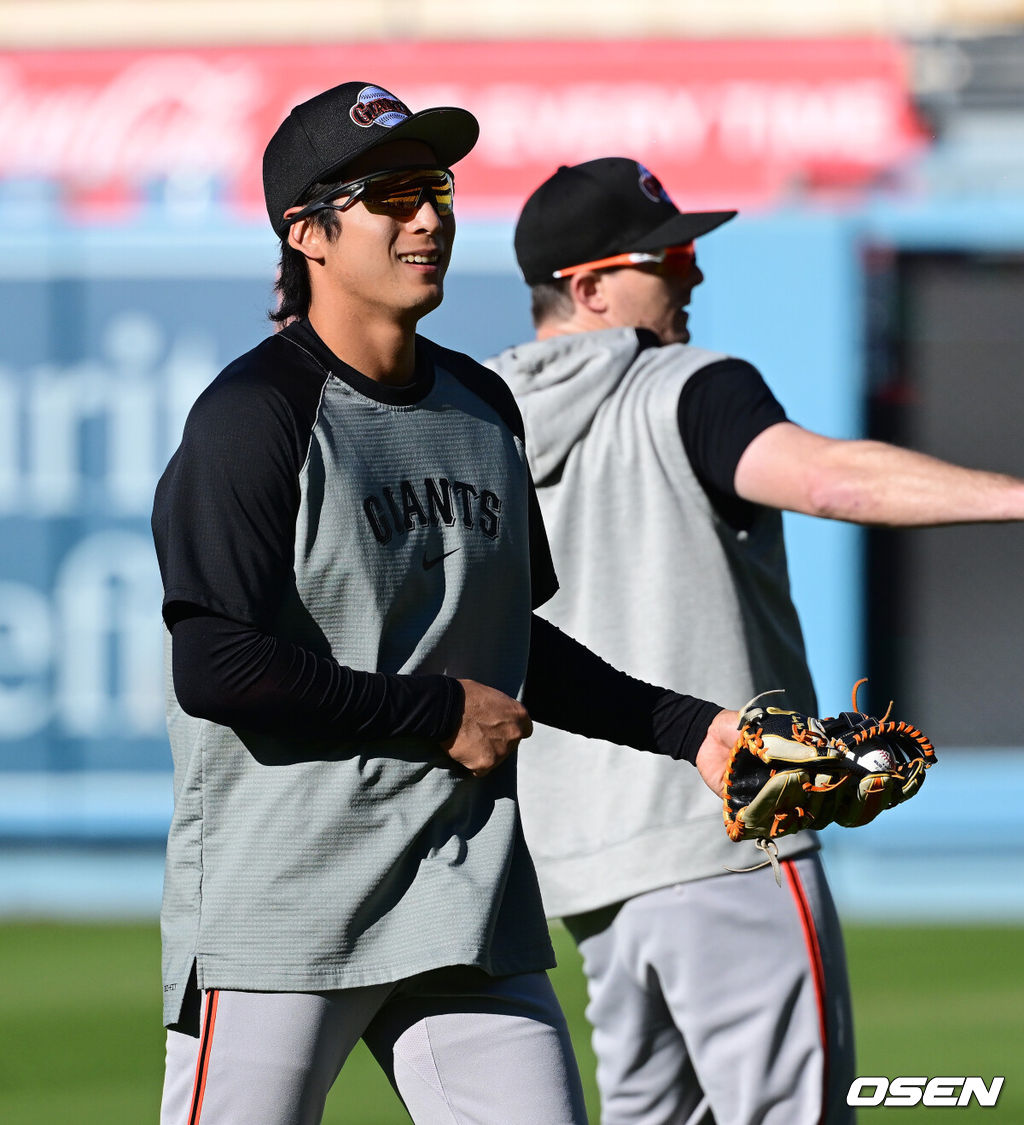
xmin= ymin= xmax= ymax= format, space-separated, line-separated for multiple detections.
xmin=529 ymin=279 xmax=574 ymax=328
xmin=269 ymin=179 xmax=344 ymax=325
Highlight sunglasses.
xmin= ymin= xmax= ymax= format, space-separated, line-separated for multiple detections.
xmin=552 ymin=243 xmax=696 ymax=279
xmin=287 ymin=166 xmax=455 ymax=226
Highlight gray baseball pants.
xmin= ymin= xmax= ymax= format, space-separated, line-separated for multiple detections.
xmin=565 ymin=853 xmax=855 ymax=1125
xmin=160 ymin=965 xmax=587 ymax=1125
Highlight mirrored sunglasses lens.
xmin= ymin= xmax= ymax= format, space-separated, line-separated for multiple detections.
xmin=363 ymin=173 xmax=453 ymax=216
xmin=654 ymin=244 xmax=696 ymax=274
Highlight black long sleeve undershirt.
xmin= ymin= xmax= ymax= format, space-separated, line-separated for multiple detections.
xmin=170 ymin=611 xmax=720 ymax=764
xmin=524 ymin=615 xmax=722 ymax=765
xmin=170 ymin=612 xmax=464 ymax=742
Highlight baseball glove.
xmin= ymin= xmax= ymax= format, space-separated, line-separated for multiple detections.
xmin=723 ymin=679 xmax=936 ymax=852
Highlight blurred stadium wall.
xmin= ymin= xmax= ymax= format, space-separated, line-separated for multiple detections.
xmin=4 ymin=0 xmax=1024 ymax=45
xmin=1 ymin=3 xmax=1023 ymax=920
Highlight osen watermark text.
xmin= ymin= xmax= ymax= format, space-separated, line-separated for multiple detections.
xmin=847 ymin=1077 xmax=1004 ymax=1108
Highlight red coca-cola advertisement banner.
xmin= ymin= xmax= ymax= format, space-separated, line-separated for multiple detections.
xmin=0 ymin=39 xmax=928 ymax=221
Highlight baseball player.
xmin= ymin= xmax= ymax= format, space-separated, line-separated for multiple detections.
xmin=152 ymin=90 xmax=741 ymax=1125
xmin=488 ymin=156 xmax=1024 ymax=1125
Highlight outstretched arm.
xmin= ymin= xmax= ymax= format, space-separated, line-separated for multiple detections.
xmin=734 ymin=421 xmax=1024 ymax=527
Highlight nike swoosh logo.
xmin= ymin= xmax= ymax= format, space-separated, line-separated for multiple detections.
xmin=422 ymin=547 xmax=461 ymax=571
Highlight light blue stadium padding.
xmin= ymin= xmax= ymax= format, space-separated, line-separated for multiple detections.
xmin=863 ymin=194 xmax=1024 ymax=252
xmin=0 ymin=847 xmax=166 ymax=920
xmin=820 ymin=749 xmax=1024 ymax=922
xmin=0 ymin=751 xmax=1018 ymax=921
xmin=0 ymin=771 xmax=172 ymax=840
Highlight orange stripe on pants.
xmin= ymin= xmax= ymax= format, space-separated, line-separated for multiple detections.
xmin=784 ymin=860 xmax=829 ymax=1125
xmin=188 ymin=990 xmax=219 ymax=1125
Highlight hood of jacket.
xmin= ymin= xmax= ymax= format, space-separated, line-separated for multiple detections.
xmin=486 ymin=328 xmax=650 ymax=486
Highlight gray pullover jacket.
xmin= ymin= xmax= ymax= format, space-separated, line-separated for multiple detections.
xmin=489 ymin=328 xmax=817 ymax=917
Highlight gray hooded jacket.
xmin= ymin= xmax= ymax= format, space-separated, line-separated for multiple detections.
xmin=488 ymin=327 xmax=817 ymax=917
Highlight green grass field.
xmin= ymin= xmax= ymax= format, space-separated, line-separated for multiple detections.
xmin=0 ymin=921 xmax=1018 ymax=1122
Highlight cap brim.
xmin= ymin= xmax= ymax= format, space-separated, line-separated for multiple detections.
xmin=632 ymin=210 xmax=737 ymax=253
xmin=326 ymin=106 xmax=480 ymax=181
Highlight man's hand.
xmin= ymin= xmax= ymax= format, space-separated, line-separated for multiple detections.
xmin=442 ymin=679 xmax=533 ymax=777
xmin=694 ymin=708 xmax=740 ymax=797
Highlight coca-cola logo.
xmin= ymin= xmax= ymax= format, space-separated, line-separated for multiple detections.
xmin=0 ymin=55 xmax=260 ymax=185
xmin=348 ymin=85 xmax=412 ymax=130
xmin=0 ymin=44 xmax=926 ymax=216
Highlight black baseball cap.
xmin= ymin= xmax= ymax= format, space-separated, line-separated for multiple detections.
xmin=514 ymin=157 xmax=737 ymax=285
xmin=263 ymin=81 xmax=479 ymax=237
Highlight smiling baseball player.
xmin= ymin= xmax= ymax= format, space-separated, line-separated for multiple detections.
xmin=152 ymin=83 xmax=742 ymax=1125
